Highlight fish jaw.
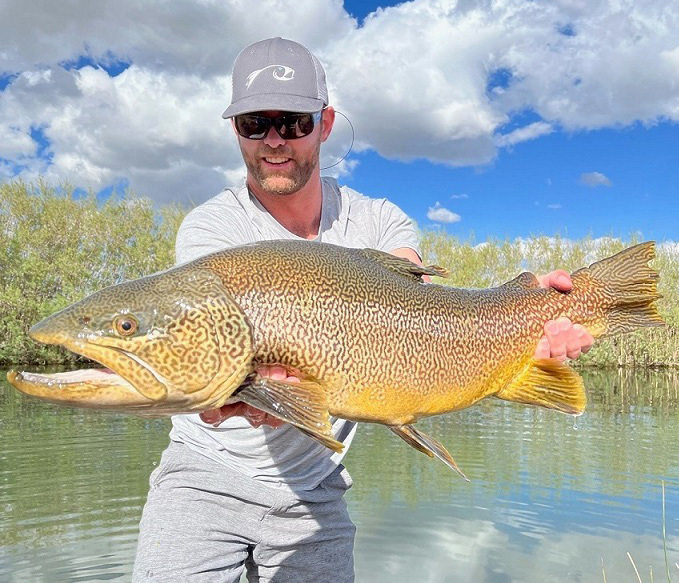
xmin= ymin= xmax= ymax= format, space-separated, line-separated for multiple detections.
xmin=6 ymin=368 xmax=163 ymax=414
xmin=8 ymin=326 xmax=174 ymax=413
xmin=9 ymin=326 xmax=246 ymax=416
xmin=10 ymin=265 xmax=257 ymax=415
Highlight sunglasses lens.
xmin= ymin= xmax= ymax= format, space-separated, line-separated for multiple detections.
xmin=276 ymin=113 xmax=316 ymax=139
xmin=235 ymin=111 xmax=322 ymax=140
xmin=235 ymin=115 xmax=270 ymax=139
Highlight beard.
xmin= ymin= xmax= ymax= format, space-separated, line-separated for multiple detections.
xmin=240 ymin=140 xmax=321 ymax=195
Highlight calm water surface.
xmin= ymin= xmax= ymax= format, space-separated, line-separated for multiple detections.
xmin=1 ymin=369 xmax=678 ymax=582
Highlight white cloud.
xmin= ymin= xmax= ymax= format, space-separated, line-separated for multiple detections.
xmin=427 ymin=202 xmax=461 ymax=224
xmin=450 ymin=193 xmax=469 ymax=199
xmin=580 ymin=171 xmax=613 ymax=187
xmin=0 ymin=0 xmax=677 ymax=202
xmin=495 ymin=121 xmax=554 ymax=147
xmin=358 ymin=508 xmax=679 ymax=583
xmin=547 ymin=203 xmax=562 ymax=209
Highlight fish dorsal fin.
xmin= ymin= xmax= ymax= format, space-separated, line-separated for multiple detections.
xmin=496 ymin=358 xmax=586 ymax=414
xmin=499 ymin=272 xmax=541 ymax=291
xmin=359 ymin=248 xmax=449 ymax=281
xmin=234 ymin=375 xmax=343 ymax=453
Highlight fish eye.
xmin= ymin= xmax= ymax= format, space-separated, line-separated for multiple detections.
xmin=113 ymin=315 xmax=139 ymax=337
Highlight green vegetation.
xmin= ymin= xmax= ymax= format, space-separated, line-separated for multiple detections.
xmin=0 ymin=181 xmax=676 ymax=366
xmin=420 ymin=232 xmax=679 ymax=368
xmin=0 ymin=181 xmax=185 ymax=364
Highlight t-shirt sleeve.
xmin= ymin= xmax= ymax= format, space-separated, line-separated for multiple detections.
xmin=373 ymin=198 xmax=421 ymax=257
xmin=175 ymin=195 xmax=254 ymax=265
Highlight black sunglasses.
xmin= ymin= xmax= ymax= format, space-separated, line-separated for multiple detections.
xmin=234 ymin=110 xmax=323 ymax=140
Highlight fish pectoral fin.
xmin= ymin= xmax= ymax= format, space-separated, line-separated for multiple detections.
xmin=235 ymin=376 xmax=343 ymax=453
xmin=360 ymin=248 xmax=449 ymax=280
xmin=389 ymin=424 xmax=469 ymax=481
xmin=497 ymin=358 xmax=587 ymax=415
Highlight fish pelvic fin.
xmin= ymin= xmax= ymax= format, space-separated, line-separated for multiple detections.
xmin=235 ymin=375 xmax=343 ymax=453
xmin=359 ymin=248 xmax=449 ymax=280
xmin=497 ymin=358 xmax=586 ymax=415
xmin=570 ymin=241 xmax=664 ymax=338
xmin=389 ymin=424 xmax=469 ymax=481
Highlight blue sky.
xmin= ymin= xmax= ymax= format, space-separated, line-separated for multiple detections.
xmin=1 ymin=0 xmax=677 ymax=242
xmin=349 ymin=122 xmax=679 ymax=241
xmin=340 ymin=1 xmax=679 ymax=241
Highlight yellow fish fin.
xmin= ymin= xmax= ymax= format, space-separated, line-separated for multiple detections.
xmin=497 ymin=358 xmax=586 ymax=415
xmin=359 ymin=248 xmax=449 ymax=280
xmin=389 ymin=424 xmax=469 ymax=481
xmin=235 ymin=376 xmax=343 ymax=453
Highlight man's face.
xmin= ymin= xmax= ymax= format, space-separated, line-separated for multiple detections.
xmin=234 ymin=109 xmax=333 ymax=196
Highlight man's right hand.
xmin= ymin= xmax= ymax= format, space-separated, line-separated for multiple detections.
xmin=199 ymin=365 xmax=296 ymax=428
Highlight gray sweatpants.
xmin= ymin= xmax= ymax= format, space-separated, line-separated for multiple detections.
xmin=132 ymin=441 xmax=356 ymax=583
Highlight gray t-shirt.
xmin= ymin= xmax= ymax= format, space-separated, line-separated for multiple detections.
xmin=169 ymin=176 xmax=419 ymax=494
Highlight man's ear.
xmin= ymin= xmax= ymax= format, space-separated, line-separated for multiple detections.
xmin=320 ymin=107 xmax=335 ymax=143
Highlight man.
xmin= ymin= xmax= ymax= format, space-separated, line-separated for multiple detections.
xmin=133 ymin=37 xmax=593 ymax=582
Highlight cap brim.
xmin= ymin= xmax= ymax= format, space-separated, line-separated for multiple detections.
xmin=222 ymin=94 xmax=325 ymax=118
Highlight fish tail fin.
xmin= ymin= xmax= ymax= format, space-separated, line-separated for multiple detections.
xmin=570 ymin=241 xmax=664 ymax=339
xmin=497 ymin=358 xmax=586 ymax=415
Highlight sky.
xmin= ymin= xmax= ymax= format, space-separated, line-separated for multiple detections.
xmin=1 ymin=0 xmax=678 ymax=241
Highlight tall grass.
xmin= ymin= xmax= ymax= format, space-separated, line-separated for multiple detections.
xmin=0 ymin=182 xmax=677 ymax=366
xmin=420 ymin=231 xmax=679 ymax=368
xmin=0 ymin=180 xmax=185 ymax=364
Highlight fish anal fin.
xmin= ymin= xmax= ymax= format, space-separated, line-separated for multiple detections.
xmin=235 ymin=376 xmax=343 ymax=453
xmin=360 ymin=248 xmax=449 ymax=280
xmin=389 ymin=424 xmax=469 ymax=481
xmin=497 ymin=358 xmax=586 ymax=415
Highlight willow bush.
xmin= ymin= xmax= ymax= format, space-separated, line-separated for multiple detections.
xmin=421 ymin=231 xmax=679 ymax=368
xmin=0 ymin=181 xmax=185 ymax=364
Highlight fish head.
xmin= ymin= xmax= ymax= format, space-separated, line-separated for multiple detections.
xmin=9 ymin=266 xmax=255 ymax=415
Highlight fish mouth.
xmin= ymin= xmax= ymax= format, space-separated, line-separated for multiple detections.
xmin=6 ymin=367 xmax=156 ymax=411
xmin=7 ymin=332 xmax=168 ymax=414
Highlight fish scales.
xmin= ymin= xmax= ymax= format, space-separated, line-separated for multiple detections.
xmin=198 ymin=243 xmax=479 ymax=421
xmin=7 ymin=240 xmax=664 ymax=477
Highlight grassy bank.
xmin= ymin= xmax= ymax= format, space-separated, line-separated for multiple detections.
xmin=0 ymin=181 xmax=676 ymax=366
xmin=420 ymin=232 xmax=679 ymax=368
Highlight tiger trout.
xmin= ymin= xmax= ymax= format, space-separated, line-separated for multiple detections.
xmin=8 ymin=240 xmax=664 ymax=479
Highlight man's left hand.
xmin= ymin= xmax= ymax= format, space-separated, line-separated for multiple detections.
xmin=534 ymin=270 xmax=594 ymax=361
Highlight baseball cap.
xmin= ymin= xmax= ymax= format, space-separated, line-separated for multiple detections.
xmin=222 ymin=37 xmax=328 ymax=119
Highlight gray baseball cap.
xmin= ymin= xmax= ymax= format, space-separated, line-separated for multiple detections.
xmin=222 ymin=37 xmax=328 ymax=119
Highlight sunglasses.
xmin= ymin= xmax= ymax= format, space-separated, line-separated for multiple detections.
xmin=234 ymin=110 xmax=323 ymax=140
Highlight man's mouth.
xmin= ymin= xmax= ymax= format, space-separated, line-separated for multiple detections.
xmin=263 ymin=156 xmax=291 ymax=165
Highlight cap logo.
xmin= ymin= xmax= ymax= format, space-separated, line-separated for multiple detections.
xmin=245 ymin=65 xmax=295 ymax=89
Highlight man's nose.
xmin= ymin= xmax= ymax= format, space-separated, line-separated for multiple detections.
xmin=262 ymin=126 xmax=285 ymax=147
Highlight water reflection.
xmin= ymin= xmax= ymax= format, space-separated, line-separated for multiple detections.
xmin=1 ymin=369 xmax=678 ymax=582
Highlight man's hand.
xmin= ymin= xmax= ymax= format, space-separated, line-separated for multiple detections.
xmin=200 ymin=365 xmax=295 ymax=428
xmin=534 ymin=270 xmax=594 ymax=361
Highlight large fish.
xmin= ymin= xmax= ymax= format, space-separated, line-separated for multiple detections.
xmin=8 ymin=240 xmax=663 ymax=478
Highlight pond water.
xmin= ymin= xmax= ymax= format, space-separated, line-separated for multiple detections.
xmin=1 ymin=368 xmax=678 ymax=582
